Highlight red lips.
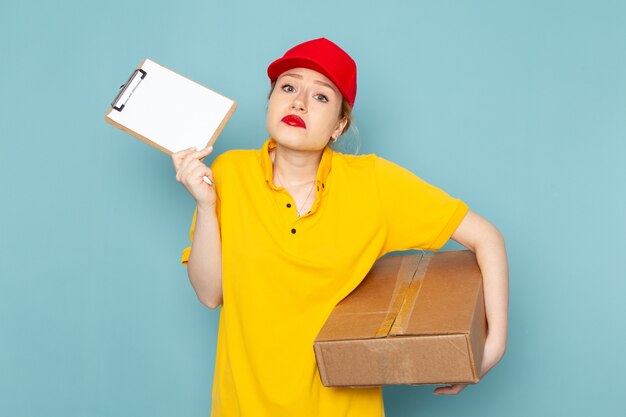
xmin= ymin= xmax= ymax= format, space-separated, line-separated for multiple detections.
xmin=281 ymin=114 xmax=306 ymax=129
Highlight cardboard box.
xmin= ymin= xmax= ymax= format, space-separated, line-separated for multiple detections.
xmin=314 ymin=250 xmax=486 ymax=387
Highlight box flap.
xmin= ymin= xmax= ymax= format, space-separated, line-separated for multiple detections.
xmin=400 ymin=251 xmax=483 ymax=336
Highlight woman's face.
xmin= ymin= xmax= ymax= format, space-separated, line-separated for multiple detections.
xmin=266 ymin=67 xmax=346 ymax=152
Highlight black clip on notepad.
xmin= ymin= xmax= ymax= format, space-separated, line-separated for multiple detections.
xmin=110 ymin=68 xmax=147 ymax=112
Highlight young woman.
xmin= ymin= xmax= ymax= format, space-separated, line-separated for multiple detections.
xmin=172 ymin=38 xmax=508 ymax=417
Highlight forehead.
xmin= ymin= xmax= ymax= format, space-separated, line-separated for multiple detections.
xmin=277 ymin=67 xmax=338 ymax=92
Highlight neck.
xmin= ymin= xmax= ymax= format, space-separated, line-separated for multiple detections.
xmin=270 ymin=144 xmax=322 ymax=186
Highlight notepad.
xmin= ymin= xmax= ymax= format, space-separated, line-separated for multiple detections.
xmin=105 ymin=59 xmax=237 ymax=154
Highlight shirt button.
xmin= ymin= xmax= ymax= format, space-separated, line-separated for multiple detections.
xmin=291 ymin=228 xmax=296 ymax=234
xmin=286 ymin=203 xmax=291 ymax=208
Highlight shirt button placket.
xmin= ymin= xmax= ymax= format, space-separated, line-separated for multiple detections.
xmin=286 ymin=198 xmax=297 ymax=236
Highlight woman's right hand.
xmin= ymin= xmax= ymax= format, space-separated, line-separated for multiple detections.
xmin=172 ymin=145 xmax=216 ymax=209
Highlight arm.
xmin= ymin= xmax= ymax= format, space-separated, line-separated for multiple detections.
xmin=187 ymin=205 xmax=223 ymax=309
xmin=435 ymin=209 xmax=509 ymax=395
xmin=172 ymin=146 xmax=224 ymax=309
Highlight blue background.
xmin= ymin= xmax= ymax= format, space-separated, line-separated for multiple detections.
xmin=1 ymin=1 xmax=624 ymax=416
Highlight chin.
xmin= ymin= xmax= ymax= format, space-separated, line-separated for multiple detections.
xmin=273 ymin=136 xmax=307 ymax=149
xmin=275 ymin=137 xmax=324 ymax=153
xmin=269 ymin=124 xmax=328 ymax=152
xmin=270 ymin=124 xmax=306 ymax=144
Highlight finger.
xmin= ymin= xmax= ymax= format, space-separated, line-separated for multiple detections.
xmin=203 ymin=166 xmax=214 ymax=186
xmin=172 ymin=147 xmax=197 ymax=170
xmin=196 ymin=144 xmax=214 ymax=161
xmin=433 ymin=384 xmax=467 ymax=395
xmin=195 ymin=165 xmax=214 ymax=186
xmin=179 ymin=159 xmax=209 ymax=185
xmin=179 ymin=153 xmax=202 ymax=178
xmin=172 ymin=146 xmax=197 ymax=160
xmin=179 ymin=145 xmax=213 ymax=176
xmin=187 ymin=164 xmax=212 ymax=184
xmin=177 ymin=158 xmax=200 ymax=183
xmin=186 ymin=145 xmax=213 ymax=163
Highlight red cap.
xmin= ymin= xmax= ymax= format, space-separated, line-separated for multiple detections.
xmin=267 ymin=38 xmax=357 ymax=108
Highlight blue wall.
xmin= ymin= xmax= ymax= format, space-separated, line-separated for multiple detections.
xmin=1 ymin=1 xmax=624 ymax=416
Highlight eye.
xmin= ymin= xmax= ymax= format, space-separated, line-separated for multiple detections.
xmin=314 ymin=94 xmax=329 ymax=103
xmin=281 ymin=84 xmax=295 ymax=93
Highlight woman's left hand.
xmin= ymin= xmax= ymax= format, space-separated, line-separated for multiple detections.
xmin=432 ymin=334 xmax=506 ymax=395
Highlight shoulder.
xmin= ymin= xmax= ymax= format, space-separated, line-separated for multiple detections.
xmin=332 ymin=151 xmax=378 ymax=172
xmin=373 ymin=155 xmax=419 ymax=179
xmin=332 ymin=152 xmax=415 ymax=179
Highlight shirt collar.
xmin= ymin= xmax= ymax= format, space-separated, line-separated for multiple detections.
xmin=259 ymin=138 xmax=333 ymax=193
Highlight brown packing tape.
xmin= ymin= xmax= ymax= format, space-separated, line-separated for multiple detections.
xmin=389 ymin=281 xmax=422 ymax=335
xmin=374 ymin=253 xmax=432 ymax=338
xmin=373 ymin=254 xmax=421 ymax=337
xmin=390 ymin=253 xmax=432 ymax=335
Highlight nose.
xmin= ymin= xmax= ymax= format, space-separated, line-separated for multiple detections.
xmin=290 ymin=90 xmax=307 ymax=112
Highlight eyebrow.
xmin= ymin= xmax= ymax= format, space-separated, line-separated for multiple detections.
xmin=279 ymin=73 xmax=337 ymax=92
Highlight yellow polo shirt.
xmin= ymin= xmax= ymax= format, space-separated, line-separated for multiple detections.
xmin=181 ymin=139 xmax=468 ymax=417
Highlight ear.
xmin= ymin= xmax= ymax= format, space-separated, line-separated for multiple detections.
xmin=332 ymin=117 xmax=348 ymax=140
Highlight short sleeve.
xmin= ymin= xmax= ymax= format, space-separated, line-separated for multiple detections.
xmin=180 ymin=208 xmax=197 ymax=265
xmin=180 ymin=155 xmax=224 ymax=266
xmin=375 ymin=157 xmax=468 ymax=253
